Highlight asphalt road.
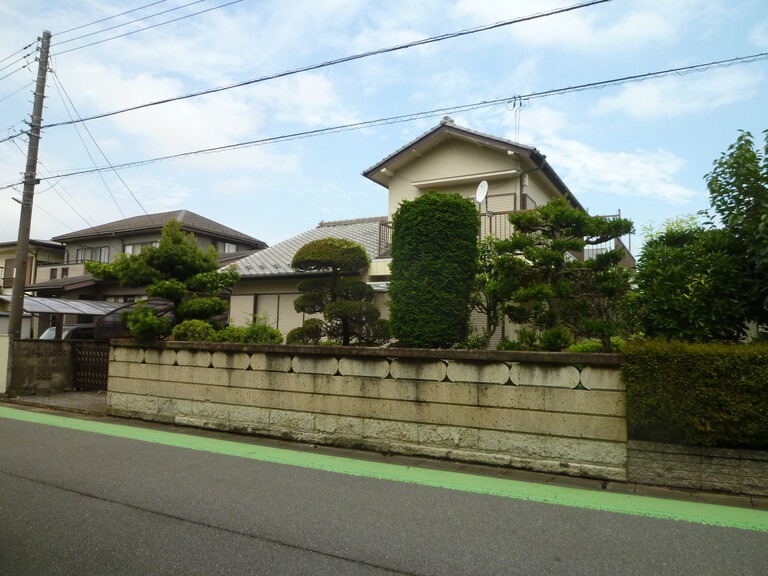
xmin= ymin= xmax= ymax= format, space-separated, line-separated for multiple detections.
xmin=0 ymin=406 xmax=766 ymax=575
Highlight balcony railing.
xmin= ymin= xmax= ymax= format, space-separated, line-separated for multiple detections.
xmin=376 ymin=198 xmax=635 ymax=269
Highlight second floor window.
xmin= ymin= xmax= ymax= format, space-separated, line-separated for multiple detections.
xmin=75 ymin=248 xmax=87 ymax=262
xmin=124 ymin=241 xmax=158 ymax=255
xmin=216 ymin=241 xmax=237 ymax=254
xmin=95 ymin=246 xmax=109 ymax=263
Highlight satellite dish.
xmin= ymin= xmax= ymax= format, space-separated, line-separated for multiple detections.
xmin=475 ymin=180 xmax=488 ymax=203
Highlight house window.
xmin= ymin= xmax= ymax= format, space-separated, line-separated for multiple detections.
xmin=216 ymin=241 xmax=237 ymax=254
xmin=75 ymin=248 xmax=87 ymax=263
xmin=124 ymin=241 xmax=158 ymax=255
xmin=49 ymin=268 xmax=58 ymax=280
xmin=95 ymin=246 xmax=109 ymax=263
xmin=61 ymin=267 xmax=69 ymax=278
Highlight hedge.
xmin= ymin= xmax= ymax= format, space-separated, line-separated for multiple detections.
xmin=623 ymin=340 xmax=768 ymax=448
xmin=389 ymin=191 xmax=479 ymax=348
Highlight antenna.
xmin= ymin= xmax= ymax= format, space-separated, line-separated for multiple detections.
xmin=475 ymin=180 xmax=488 ymax=204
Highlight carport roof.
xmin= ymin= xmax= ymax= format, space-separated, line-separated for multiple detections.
xmin=0 ymin=296 xmax=119 ymax=315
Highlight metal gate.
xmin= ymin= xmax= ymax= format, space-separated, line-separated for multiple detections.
xmin=72 ymin=341 xmax=110 ymax=391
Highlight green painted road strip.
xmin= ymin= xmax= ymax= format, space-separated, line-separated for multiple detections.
xmin=1 ymin=405 xmax=766 ymax=532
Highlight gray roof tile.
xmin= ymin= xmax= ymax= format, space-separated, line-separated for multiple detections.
xmin=233 ymin=217 xmax=386 ymax=277
xmin=52 ymin=210 xmax=266 ymax=247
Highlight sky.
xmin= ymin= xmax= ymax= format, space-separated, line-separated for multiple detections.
xmin=1 ymin=0 xmax=767 ymax=255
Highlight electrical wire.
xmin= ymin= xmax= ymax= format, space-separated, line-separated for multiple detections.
xmin=44 ymin=0 xmax=611 ymax=129
xmin=55 ymin=0 xmax=210 ymax=45
xmin=0 ymin=40 xmax=37 ymax=67
xmin=0 ymin=81 xmax=35 ymax=105
xmin=8 ymin=135 xmax=95 ymax=228
xmin=55 ymin=0 xmax=168 ymax=37
xmin=51 ymin=67 xmax=143 ymax=219
xmin=54 ymin=0 xmax=243 ymax=56
xmin=7 ymin=49 xmax=762 ymax=190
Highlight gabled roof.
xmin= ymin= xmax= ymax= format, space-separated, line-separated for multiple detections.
xmin=26 ymin=273 xmax=97 ymax=292
xmin=52 ymin=210 xmax=267 ymax=249
xmin=0 ymin=239 xmax=65 ymax=250
xmin=363 ymin=117 xmax=585 ymax=211
xmin=232 ymin=217 xmax=386 ymax=278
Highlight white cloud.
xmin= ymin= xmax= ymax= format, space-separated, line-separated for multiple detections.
xmin=594 ymin=68 xmax=762 ymax=119
xmin=538 ymin=137 xmax=699 ymax=206
xmin=450 ymin=0 xmax=683 ymax=52
xmin=749 ymin=21 xmax=768 ymax=47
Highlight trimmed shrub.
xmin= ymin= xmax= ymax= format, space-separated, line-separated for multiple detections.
xmin=569 ymin=338 xmax=626 ymax=353
xmin=176 ymin=296 xmax=228 ymax=321
xmin=539 ymin=326 xmax=571 ymax=351
xmin=286 ymin=318 xmax=325 ymax=345
xmin=121 ymin=302 xmax=172 ymax=340
xmin=389 ymin=191 xmax=479 ymax=348
xmin=171 ymin=319 xmax=216 ymax=342
xmin=623 ymin=340 xmax=768 ymax=448
xmin=241 ymin=321 xmax=283 ymax=344
xmin=213 ymin=325 xmax=246 ymax=343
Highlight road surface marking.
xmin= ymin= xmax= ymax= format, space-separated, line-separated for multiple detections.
xmin=1 ymin=405 xmax=765 ymax=532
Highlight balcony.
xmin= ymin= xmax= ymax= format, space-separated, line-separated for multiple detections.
xmin=376 ymin=199 xmax=635 ymax=269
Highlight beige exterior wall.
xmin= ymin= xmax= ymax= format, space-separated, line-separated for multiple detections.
xmin=384 ymin=138 xmax=557 ymax=220
xmin=0 ymin=334 xmax=10 ymax=394
xmin=109 ymin=342 xmax=627 ymax=481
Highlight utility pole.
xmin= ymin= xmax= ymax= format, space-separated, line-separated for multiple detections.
xmin=7 ymin=31 xmax=51 ymax=339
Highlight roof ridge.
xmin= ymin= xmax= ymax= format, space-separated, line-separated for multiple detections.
xmin=318 ymin=216 xmax=387 ymax=227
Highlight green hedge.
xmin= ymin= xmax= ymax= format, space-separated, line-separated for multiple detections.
xmin=623 ymin=340 xmax=768 ymax=448
xmin=389 ymin=191 xmax=479 ymax=348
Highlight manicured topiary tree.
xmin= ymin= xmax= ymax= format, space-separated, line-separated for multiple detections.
xmin=290 ymin=237 xmax=386 ymax=346
xmin=87 ymin=220 xmax=238 ymax=339
xmin=389 ymin=191 xmax=479 ymax=348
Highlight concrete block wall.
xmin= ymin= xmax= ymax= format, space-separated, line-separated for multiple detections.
xmin=108 ymin=342 xmax=627 ymax=481
xmin=8 ymin=340 xmax=73 ymax=395
xmin=628 ymin=440 xmax=768 ymax=497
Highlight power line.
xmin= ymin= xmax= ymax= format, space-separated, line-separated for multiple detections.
xmin=49 ymin=69 xmax=127 ymax=219
xmin=56 ymin=0 xmax=209 ymax=45
xmin=55 ymin=0 xmax=168 ymax=37
xmin=54 ymin=0 xmax=243 ymax=56
xmin=3 ymin=50 xmax=763 ymax=190
xmin=44 ymin=0 xmax=611 ymax=130
xmin=0 ymin=39 xmax=37 ymax=67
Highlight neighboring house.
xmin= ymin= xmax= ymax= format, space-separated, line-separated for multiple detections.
xmin=0 ymin=239 xmax=65 ymax=336
xmin=231 ymin=117 xmax=634 ymax=340
xmin=0 ymin=239 xmax=65 ymax=297
xmin=230 ymin=217 xmax=388 ymax=334
xmin=25 ymin=210 xmax=266 ymax=332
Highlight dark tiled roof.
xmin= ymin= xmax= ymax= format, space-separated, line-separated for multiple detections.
xmin=27 ymin=273 xmax=96 ymax=291
xmin=362 ymin=117 xmax=585 ymax=212
xmin=52 ymin=210 xmax=266 ymax=248
xmin=0 ymin=239 xmax=65 ymax=250
xmin=232 ymin=217 xmax=386 ymax=278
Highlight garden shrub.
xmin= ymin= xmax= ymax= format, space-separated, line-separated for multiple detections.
xmin=121 ymin=302 xmax=173 ymax=340
xmin=539 ymin=326 xmax=571 ymax=351
xmin=623 ymin=340 xmax=768 ymax=448
xmin=569 ymin=338 xmax=626 ymax=353
xmin=286 ymin=318 xmax=325 ymax=345
xmin=171 ymin=319 xmax=216 ymax=342
xmin=389 ymin=191 xmax=479 ymax=348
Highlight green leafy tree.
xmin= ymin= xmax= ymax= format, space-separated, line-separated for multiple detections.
xmin=389 ymin=191 xmax=479 ymax=348
xmin=469 ymin=237 xmax=525 ymax=347
xmin=705 ymin=130 xmax=768 ymax=323
xmin=634 ymin=217 xmax=752 ymax=342
xmin=500 ymin=197 xmax=634 ymax=352
xmin=87 ymin=220 xmax=238 ymax=338
xmin=290 ymin=237 xmax=386 ymax=346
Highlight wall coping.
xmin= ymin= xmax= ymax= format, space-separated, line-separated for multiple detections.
xmin=110 ymin=339 xmax=624 ymax=366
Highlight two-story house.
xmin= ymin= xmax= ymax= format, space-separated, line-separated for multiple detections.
xmin=25 ymin=210 xmax=267 ymax=332
xmin=229 ymin=118 xmax=634 ymax=342
xmin=0 ymin=239 xmax=65 ymax=335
